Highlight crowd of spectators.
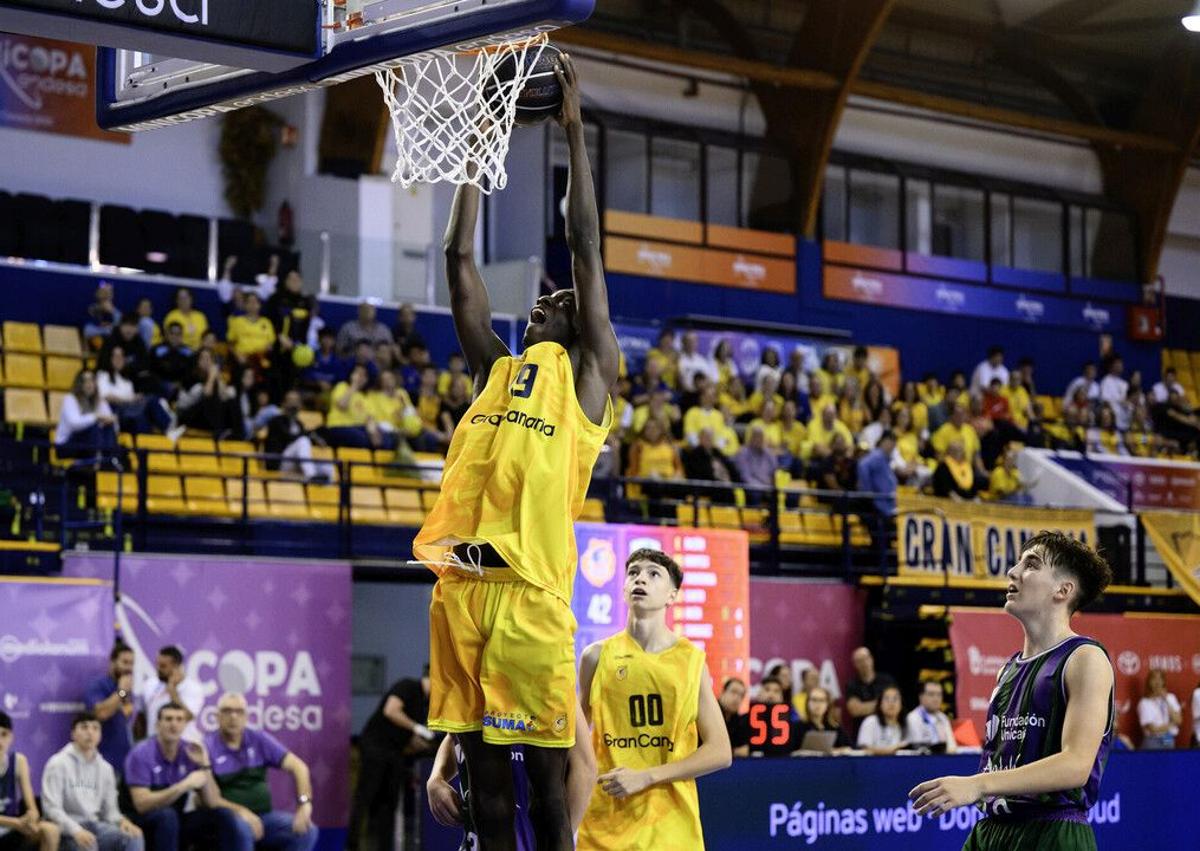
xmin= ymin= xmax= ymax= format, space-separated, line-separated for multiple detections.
xmin=0 ymin=642 xmax=316 ymax=851
xmin=55 ymin=282 xmax=1200 ymax=508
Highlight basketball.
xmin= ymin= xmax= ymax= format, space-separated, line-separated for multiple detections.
xmin=488 ymin=42 xmax=564 ymax=126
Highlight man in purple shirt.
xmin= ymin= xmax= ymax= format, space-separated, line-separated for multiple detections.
xmin=205 ymin=693 xmax=317 ymax=851
xmin=124 ymin=703 xmax=247 ymax=851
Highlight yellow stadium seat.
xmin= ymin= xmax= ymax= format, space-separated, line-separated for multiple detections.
xmin=96 ymin=471 xmax=138 ymax=512
xmin=336 ymin=446 xmax=373 ymax=463
xmin=710 ymin=506 xmax=742 ymax=529
xmin=350 ymin=486 xmax=388 ymax=524
xmin=177 ymin=437 xmax=219 ymax=475
xmin=42 ymin=325 xmax=83 ymax=358
xmin=4 ymin=354 xmax=45 ymax=388
xmin=674 ymin=502 xmax=711 ymax=528
xmin=216 ymin=440 xmax=255 ymax=475
xmin=266 ymin=481 xmax=309 ymax=520
xmin=307 ymin=484 xmax=341 ymax=522
xmin=4 ymin=389 xmax=48 ymax=425
xmin=137 ymin=434 xmax=178 ymax=473
xmin=579 ymin=498 xmax=605 ymax=522
xmin=184 ymin=477 xmax=231 ymax=517
xmin=45 ymin=357 xmax=80 ymax=391
xmin=297 ymin=410 xmax=324 ymax=431
xmin=1190 ymin=351 xmax=1200 ymax=373
xmin=226 ymin=478 xmax=269 ymax=518
xmin=145 ymin=475 xmax=186 ymax=514
xmin=2 ymin=322 xmax=41 ymax=353
xmin=47 ymin=391 xmax=66 ymax=424
xmin=384 ymin=488 xmax=424 ymax=526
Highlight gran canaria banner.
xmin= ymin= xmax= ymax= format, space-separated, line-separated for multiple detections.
xmin=895 ymin=494 xmax=1095 ymax=582
xmin=1139 ymin=512 xmax=1200 ymax=609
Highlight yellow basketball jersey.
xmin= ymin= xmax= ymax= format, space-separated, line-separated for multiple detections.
xmin=413 ymin=341 xmax=612 ymax=604
xmin=578 ymin=631 xmax=706 ymax=851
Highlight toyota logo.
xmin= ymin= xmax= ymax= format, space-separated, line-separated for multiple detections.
xmin=1116 ymin=651 xmax=1141 ymax=676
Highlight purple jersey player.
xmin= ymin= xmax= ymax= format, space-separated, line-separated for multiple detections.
xmin=910 ymin=532 xmax=1116 ymax=851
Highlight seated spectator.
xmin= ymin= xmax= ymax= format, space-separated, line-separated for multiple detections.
xmin=746 ymin=373 xmax=784 ymax=418
xmin=435 ymin=375 xmax=473 ymax=449
xmin=932 ymin=439 xmax=982 ymax=500
xmin=734 ymin=425 xmax=777 ymax=492
xmin=367 ymin=370 xmax=422 ymax=446
xmin=97 ymin=347 xmax=173 ymax=435
xmin=163 ymin=287 xmax=209 ymax=352
xmin=747 ymin=678 xmax=799 ymax=757
xmin=718 ymin=376 xmax=751 ymax=423
xmin=717 ymin=678 xmax=750 ymax=758
xmin=677 ymin=331 xmax=718 ymax=395
xmin=982 ymin=377 xmax=1011 ymax=422
xmin=125 ymin=704 xmax=245 ymax=851
xmin=806 ymin=373 xmax=836 ymax=425
xmin=135 ymin=298 xmax=161 ymax=348
xmin=263 ymin=391 xmax=329 ymax=482
xmin=99 ymin=316 xmax=151 ymax=391
xmin=198 ymin=330 xmax=218 ymax=356
xmin=645 ymin=330 xmax=679 ymax=391
xmin=398 ymin=343 xmax=430 ymax=399
xmin=716 ymin=405 xmax=741 ymax=457
xmin=336 ymin=299 xmax=393 ymax=357
xmin=631 ymin=356 xmax=671 ymax=406
xmin=777 ymin=401 xmax=807 ymax=460
xmin=930 ymin=404 xmax=988 ymax=482
xmin=436 ymin=353 xmax=468 ymax=397
xmin=836 ymin=381 xmax=867 ymax=436
xmin=227 ymin=292 xmax=276 ymax=367
xmin=986 ymin=445 xmax=1030 ymax=503
xmin=809 ymin=431 xmax=857 ymax=500
xmin=918 ymin=373 xmax=944 ymax=409
xmin=373 ymin=341 xmax=397 ymax=376
xmin=713 ymin=340 xmax=737 ymax=390
xmin=681 ymin=429 xmax=737 ymax=501
xmin=890 ymin=407 xmax=931 ymax=488
xmin=858 ymin=405 xmax=892 ymax=450
xmin=301 ymin=328 xmax=348 ymax=401
xmin=764 ymin=664 xmax=799 ymax=718
xmin=1017 ymin=356 xmax=1038 ymax=396
xmin=948 ymin=369 xmax=968 ymax=393
xmin=414 ymin=366 xmax=447 ymax=451
xmin=85 ymin=644 xmax=136 ymax=782
xmin=813 ymin=351 xmax=843 ymax=396
xmin=856 ymin=686 xmax=907 ymax=755
xmin=856 ymin=430 xmax=897 ymax=553
xmin=149 ymin=322 xmax=193 ymax=401
xmin=1063 ymin=385 xmax=1094 ymax=427
xmin=793 ymin=687 xmax=851 ymax=753
xmin=892 ymin=380 xmax=929 ymax=435
xmin=1138 ymin=668 xmax=1182 ymax=750
xmin=1001 ymin=369 xmax=1033 ymax=431
xmin=237 ymin=371 xmax=279 ymax=440
xmin=325 ymin=365 xmax=393 ymax=450
xmin=904 ymin=682 xmax=957 ymax=754
xmin=847 ymin=345 xmax=874 ymax=396
xmin=1099 ymin=356 xmax=1130 ymax=429
xmin=56 ymin=370 xmax=119 ymax=459
xmin=84 ymin=282 xmax=122 ymax=348
xmin=41 ymin=712 xmax=143 ymax=850
xmin=804 ymin=403 xmax=853 ymax=461
xmin=969 ymin=345 xmax=1008 ymax=396
xmin=1044 ymin=405 xmax=1087 ymax=451
xmin=794 ymin=667 xmax=820 ymax=722
xmin=175 ymin=350 xmax=245 ymax=441
xmin=1152 ymin=390 xmax=1200 ymax=453
xmin=1152 ymin=368 xmax=1186 ymax=404
xmin=626 ymin=418 xmax=683 ymax=482
xmin=783 ymin=347 xmax=809 ymax=396
xmin=748 ymin=398 xmax=784 ymax=455
xmin=393 ymin=303 xmax=427 ymax=359
xmin=608 ymin=378 xmax=634 ymax=446
xmin=631 ymin=387 xmax=680 ymax=439
xmin=1087 ymin=405 xmax=1126 ymax=455
xmin=862 ymin=378 xmax=887 ymax=424
xmin=0 ymin=711 xmax=62 ymax=850
xmin=206 ymin=693 xmax=317 ymax=851
xmin=754 ymin=348 xmax=783 ymax=394
xmin=350 ymin=341 xmax=380 ymax=385
xmin=680 ymin=372 xmax=713 ymax=420
xmin=1063 ymin=362 xmax=1100 ymax=407
xmin=779 ymin=370 xmax=800 ymax=409
xmin=1125 ymin=405 xmax=1161 ymax=457
xmin=264 ymin=270 xmax=316 ymax=400
xmin=845 ymin=647 xmax=897 ymax=729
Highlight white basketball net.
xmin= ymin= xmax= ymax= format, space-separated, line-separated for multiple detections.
xmin=375 ymin=34 xmax=549 ymax=193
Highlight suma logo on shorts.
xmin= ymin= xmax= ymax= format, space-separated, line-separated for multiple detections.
xmin=483 ymin=712 xmax=537 ymax=733
xmin=470 ymin=410 xmax=557 ymax=437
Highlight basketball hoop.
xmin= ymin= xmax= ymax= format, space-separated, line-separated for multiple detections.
xmin=375 ymin=33 xmax=549 ymax=193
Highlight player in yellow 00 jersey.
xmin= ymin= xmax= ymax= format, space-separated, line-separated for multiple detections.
xmin=577 ymin=549 xmax=732 ymax=850
xmin=411 ymin=55 xmax=619 ymax=851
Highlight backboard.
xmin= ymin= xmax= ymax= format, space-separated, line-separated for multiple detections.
xmin=92 ymin=0 xmax=593 ymax=132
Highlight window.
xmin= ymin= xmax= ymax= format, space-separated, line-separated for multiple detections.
xmin=822 ymin=165 xmax=847 ymax=241
xmin=742 ymin=151 xmax=792 ymax=232
xmin=933 ymin=185 xmax=985 ymax=261
xmin=650 ymin=137 xmax=701 ymax=221
xmin=905 ymin=179 xmax=932 ymax=255
xmin=1068 ymin=205 xmax=1085 ymax=278
xmin=606 ymin=130 xmax=648 ymax=213
xmin=848 ymin=170 xmax=900 ymax=249
xmin=1011 ymin=197 xmax=1062 ymax=273
xmin=990 ymin=194 xmax=1011 ymax=267
xmin=706 ymin=145 xmax=740 ymax=227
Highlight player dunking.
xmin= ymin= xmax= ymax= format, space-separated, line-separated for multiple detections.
xmin=412 ymin=54 xmax=618 ymax=851
xmin=910 ymin=532 xmax=1115 ymax=850
xmin=576 ymin=549 xmax=732 ymax=850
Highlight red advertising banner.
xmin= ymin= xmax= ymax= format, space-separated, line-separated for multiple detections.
xmin=748 ymin=579 xmax=865 ymax=703
xmin=0 ymin=34 xmax=129 ymax=143
xmin=949 ymin=608 xmax=1200 ymax=746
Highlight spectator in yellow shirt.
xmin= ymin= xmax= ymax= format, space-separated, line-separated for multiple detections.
xmin=716 ymin=404 xmax=741 ymax=457
xmin=645 ymin=329 xmax=680 ymax=390
xmin=930 ymin=405 xmax=988 ymax=484
xmin=747 ymin=373 xmax=785 ymax=417
xmin=837 ymin=380 xmax=868 ymax=436
xmin=986 ymin=446 xmax=1030 ymax=503
xmin=226 ymin=292 xmax=276 ymax=363
xmin=367 ymin=369 xmax=423 ymax=441
xmin=846 ymin=345 xmax=874 ymax=394
xmin=631 ymin=387 xmax=680 ymax=439
xmin=1086 ymin=405 xmax=1126 ymax=456
xmin=919 ymin=373 xmax=944 ymax=408
xmin=326 ymin=365 xmax=387 ymax=449
xmin=813 ymin=350 xmax=845 ymax=395
xmin=1000 ymin=370 xmax=1033 ymax=431
xmin=891 ymin=407 xmax=932 ymax=488
xmin=719 ymin=376 xmax=752 ymax=422
xmin=892 ymin=380 xmax=929 ymax=435
xmin=804 ymin=403 xmax=854 ymax=460
xmin=808 ymin=373 xmax=837 ymax=423
xmin=626 ymin=417 xmax=683 ymax=481
xmin=749 ymin=398 xmax=784 ymax=454
xmin=778 ymin=400 xmax=807 ymax=459
xmin=713 ymin=339 xmax=737 ymax=390
xmin=163 ymin=287 xmax=209 ymax=351
xmin=609 ymin=377 xmax=634 ymax=443
xmin=684 ymin=386 xmax=725 ymax=445
xmin=436 ymin=352 xmax=468 ymax=396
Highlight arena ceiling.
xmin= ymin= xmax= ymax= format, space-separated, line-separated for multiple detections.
xmin=561 ymin=0 xmax=1200 ymax=279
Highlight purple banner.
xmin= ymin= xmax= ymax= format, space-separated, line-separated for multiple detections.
xmin=0 ymin=577 xmax=113 ymax=789
xmin=64 ymin=554 xmax=352 ymax=829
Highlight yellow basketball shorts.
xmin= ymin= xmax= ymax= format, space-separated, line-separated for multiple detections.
xmin=428 ymin=567 xmax=577 ymax=748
